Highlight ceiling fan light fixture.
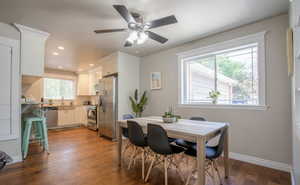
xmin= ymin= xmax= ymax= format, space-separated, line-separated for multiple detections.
xmin=137 ymin=31 xmax=148 ymax=45
xmin=127 ymin=31 xmax=138 ymax=43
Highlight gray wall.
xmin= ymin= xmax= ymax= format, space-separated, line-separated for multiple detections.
xmin=140 ymin=14 xmax=291 ymax=164
xmin=0 ymin=22 xmax=21 ymax=161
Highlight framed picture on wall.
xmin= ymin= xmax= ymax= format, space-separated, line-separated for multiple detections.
xmin=150 ymin=72 xmax=162 ymax=90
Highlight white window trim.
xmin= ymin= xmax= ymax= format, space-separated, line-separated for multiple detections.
xmin=177 ymin=31 xmax=267 ymax=110
xmin=43 ymin=77 xmax=76 ymax=100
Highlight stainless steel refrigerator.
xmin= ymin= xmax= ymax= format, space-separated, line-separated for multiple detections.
xmin=97 ymin=75 xmax=118 ymax=139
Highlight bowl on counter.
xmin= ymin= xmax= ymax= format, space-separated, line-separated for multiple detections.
xmin=162 ymin=117 xmax=177 ymax=123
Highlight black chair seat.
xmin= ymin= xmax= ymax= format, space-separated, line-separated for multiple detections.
xmin=184 ymin=145 xmax=219 ymax=159
xmin=122 ymin=114 xmax=134 ymax=138
xmin=168 ymin=137 xmax=176 ymax=143
xmin=127 ymin=120 xmax=148 ymax=148
xmin=147 ymin=124 xmax=185 ymax=155
xmin=170 ymin=144 xmax=185 ymax=154
xmin=122 ymin=128 xmax=129 ymax=138
xmin=135 ymin=137 xmax=148 ymax=147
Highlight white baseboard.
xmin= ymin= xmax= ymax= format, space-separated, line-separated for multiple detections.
xmin=229 ymin=152 xmax=291 ymax=172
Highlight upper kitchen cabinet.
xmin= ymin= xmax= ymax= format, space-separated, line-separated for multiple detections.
xmin=100 ymin=53 xmax=117 ymax=77
xmin=14 ymin=24 xmax=50 ymax=77
xmin=77 ymin=66 xmax=102 ymax=96
xmin=77 ymin=72 xmax=90 ymax=96
xmin=89 ymin=66 xmax=102 ymax=96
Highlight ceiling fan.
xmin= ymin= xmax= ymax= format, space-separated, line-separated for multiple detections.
xmin=94 ymin=5 xmax=178 ymax=47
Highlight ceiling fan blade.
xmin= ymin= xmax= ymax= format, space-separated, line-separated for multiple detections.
xmin=147 ymin=31 xmax=168 ymax=44
xmin=148 ymin=15 xmax=178 ymax=29
xmin=124 ymin=41 xmax=133 ymax=47
xmin=113 ymin=5 xmax=136 ymax=23
xmin=94 ymin=29 xmax=127 ymax=34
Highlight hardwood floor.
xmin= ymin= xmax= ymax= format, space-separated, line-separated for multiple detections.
xmin=0 ymin=128 xmax=291 ymax=185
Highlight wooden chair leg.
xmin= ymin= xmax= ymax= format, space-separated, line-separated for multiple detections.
xmin=213 ymin=160 xmax=222 ymax=185
xmin=128 ymin=147 xmax=136 ymax=170
xmin=142 ymin=149 xmax=145 ymax=180
xmin=164 ymin=156 xmax=168 ymax=185
xmin=145 ymin=155 xmax=156 ymax=182
xmin=185 ymin=173 xmax=192 ymax=185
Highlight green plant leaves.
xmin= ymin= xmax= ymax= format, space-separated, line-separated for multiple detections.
xmin=129 ymin=89 xmax=148 ymax=117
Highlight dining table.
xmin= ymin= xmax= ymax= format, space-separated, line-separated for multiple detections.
xmin=117 ymin=116 xmax=230 ymax=185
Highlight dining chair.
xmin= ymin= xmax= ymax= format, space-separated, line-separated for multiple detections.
xmin=175 ymin=117 xmax=207 ymax=148
xmin=145 ymin=124 xmax=185 ymax=185
xmin=122 ymin=114 xmax=134 ymax=157
xmin=127 ymin=120 xmax=148 ymax=180
xmin=184 ymin=129 xmax=226 ymax=185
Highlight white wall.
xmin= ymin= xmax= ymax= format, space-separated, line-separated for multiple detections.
xmin=0 ymin=22 xmax=22 ymax=162
xmin=140 ymin=14 xmax=291 ymax=165
xmin=117 ymin=52 xmax=140 ymax=120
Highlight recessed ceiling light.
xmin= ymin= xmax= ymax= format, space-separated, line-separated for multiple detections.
xmin=89 ymin=64 xmax=94 ymax=67
xmin=53 ymin=52 xmax=59 ymax=56
xmin=58 ymin=46 xmax=65 ymax=50
xmin=58 ymin=66 xmax=63 ymax=69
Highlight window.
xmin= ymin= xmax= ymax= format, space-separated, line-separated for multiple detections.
xmin=44 ymin=78 xmax=75 ymax=100
xmin=179 ymin=32 xmax=266 ymax=108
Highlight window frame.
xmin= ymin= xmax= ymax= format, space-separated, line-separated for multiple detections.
xmin=177 ymin=31 xmax=267 ymax=110
xmin=43 ymin=77 xmax=76 ymax=100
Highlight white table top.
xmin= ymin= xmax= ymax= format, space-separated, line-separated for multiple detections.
xmin=118 ymin=116 xmax=229 ymax=140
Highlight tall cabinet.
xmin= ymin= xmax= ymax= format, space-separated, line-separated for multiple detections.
xmin=290 ymin=0 xmax=300 ymax=184
xmin=14 ymin=24 xmax=49 ymax=77
xmin=0 ymin=36 xmax=20 ymax=141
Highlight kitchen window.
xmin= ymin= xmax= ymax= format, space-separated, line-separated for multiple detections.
xmin=178 ymin=32 xmax=266 ymax=109
xmin=44 ymin=78 xmax=75 ymax=100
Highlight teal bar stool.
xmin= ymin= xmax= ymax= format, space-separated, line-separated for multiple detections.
xmin=22 ymin=116 xmax=49 ymax=159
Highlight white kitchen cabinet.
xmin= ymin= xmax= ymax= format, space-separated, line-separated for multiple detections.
xmin=88 ymin=66 xmax=102 ymax=96
xmin=0 ymin=36 xmax=20 ymax=140
xmin=77 ymin=73 xmax=90 ymax=96
xmin=74 ymin=106 xmax=87 ymax=125
xmin=101 ymin=53 xmax=117 ymax=77
xmin=57 ymin=109 xmax=75 ymax=126
xmin=57 ymin=107 xmax=87 ymax=126
xmin=14 ymin=24 xmax=49 ymax=77
xmin=78 ymin=67 xmax=102 ymax=96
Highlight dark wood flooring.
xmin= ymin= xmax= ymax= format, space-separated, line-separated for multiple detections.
xmin=0 ymin=128 xmax=291 ymax=185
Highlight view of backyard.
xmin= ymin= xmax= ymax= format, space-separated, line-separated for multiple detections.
xmin=184 ymin=44 xmax=258 ymax=105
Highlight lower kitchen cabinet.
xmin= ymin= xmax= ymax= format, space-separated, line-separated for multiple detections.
xmin=75 ymin=107 xmax=88 ymax=125
xmin=57 ymin=107 xmax=87 ymax=126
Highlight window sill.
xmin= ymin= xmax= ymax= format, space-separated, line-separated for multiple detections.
xmin=177 ymin=103 xmax=269 ymax=111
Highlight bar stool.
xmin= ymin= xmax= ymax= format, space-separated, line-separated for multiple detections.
xmin=22 ymin=116 xmax=49 ymax=159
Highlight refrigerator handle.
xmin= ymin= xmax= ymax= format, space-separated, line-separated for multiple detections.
xmin=100 ymin=95 xmax=105 ymax=112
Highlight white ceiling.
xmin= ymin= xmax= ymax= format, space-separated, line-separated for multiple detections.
xmin=0 ymin=0 xmax=289 ymax=72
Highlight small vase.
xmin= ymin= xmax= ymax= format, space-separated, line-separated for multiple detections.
xmin=212 ymin=99 xmax=217 ymax=104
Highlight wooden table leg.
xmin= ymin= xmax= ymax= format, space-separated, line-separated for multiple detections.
xmin=224 ymin=127 xmax=229 ymax=178
xmin=117 ymin=123 xmax=122 ymax=167
xmin=196 ymin=136 xmax=206 ymax=185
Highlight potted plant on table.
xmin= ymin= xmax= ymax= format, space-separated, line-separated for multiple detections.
xmin=209 ymin=90 xmax=221 ymax=104
xmin=129 ymin=89 xmax=148 ymax=117
xmin=162 ymin=106 xmax=181 ymax=123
